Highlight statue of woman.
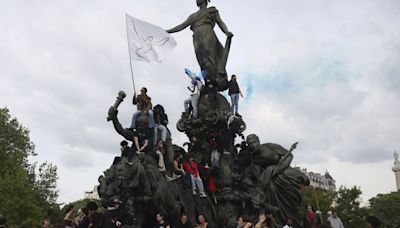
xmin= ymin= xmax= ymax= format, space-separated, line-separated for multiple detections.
xmin=166 ymin=0 xmax=233 ymax=91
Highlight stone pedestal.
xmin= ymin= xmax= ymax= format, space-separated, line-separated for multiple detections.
xmin=395 ymin=172 xmax=400 ymax=191
xmin=393 ymin=165 xmax=400 ymax=191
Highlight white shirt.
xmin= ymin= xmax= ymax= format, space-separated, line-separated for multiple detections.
xmin=327 ymin=216 xmax=344 ymax=228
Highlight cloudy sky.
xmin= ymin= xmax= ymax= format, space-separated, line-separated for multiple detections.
xmin=1 ymin=0 xmax=399 ymax=204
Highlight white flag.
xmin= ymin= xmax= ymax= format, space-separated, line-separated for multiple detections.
xmin=126 ymin=14 xmax=176 ymax=62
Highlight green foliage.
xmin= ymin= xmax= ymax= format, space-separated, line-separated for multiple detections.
xmin=300 ymin=186 xmax=336 ymax=221
xmin=335 ymin=186 xmax=368 ymax=228
xmin=0 ymin=107 xmax=61 ymax=227
xmin=369 ymin=191 xmax=400 ymax=228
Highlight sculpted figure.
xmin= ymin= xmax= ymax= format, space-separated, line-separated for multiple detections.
xmin=243 ymin=134 xmax=309 ymax=227
xmin=167 ymin=0 xmax=233 ymax=90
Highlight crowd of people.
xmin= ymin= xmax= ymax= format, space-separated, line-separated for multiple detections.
xmin=0 ymin=209 xmax=385 ymax=228
xmin=24 ymin=202 xmax=378 ymax=228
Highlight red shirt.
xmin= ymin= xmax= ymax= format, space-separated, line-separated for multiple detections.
xmin=183 ymin=160 xmax=199 ymax=177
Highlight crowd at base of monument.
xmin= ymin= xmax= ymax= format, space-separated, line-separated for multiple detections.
xmin=97 ymin=65 xmax=313 ymax=228
xmin=3 ymin=200 xmax=379 ymax=228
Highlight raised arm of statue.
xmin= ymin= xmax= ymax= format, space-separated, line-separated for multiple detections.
xmin=166 ymin=14 xmax=195 ymax=33
xmin=395 ymin=151 xmax=399 ymax=163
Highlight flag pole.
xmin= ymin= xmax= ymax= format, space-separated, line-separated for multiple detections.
xmin=125 ymin=14 xmax=136 ymax=94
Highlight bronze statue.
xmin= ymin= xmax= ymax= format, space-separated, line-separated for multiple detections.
xmin=242 ymin=135 xmax=309 ymax=226
xmin=166 ymin=0 xmax=233 ymax=90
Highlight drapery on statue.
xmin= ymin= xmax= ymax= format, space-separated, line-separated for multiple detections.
xmin=166 ymin=0 xmax=233 ymax=91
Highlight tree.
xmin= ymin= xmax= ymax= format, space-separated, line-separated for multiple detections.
xmin=300 ymin=186 xmax=336 ymax=222
xmin=0 ymin=107 xmax=61 ymax=227
xmin=335 ymin=186 xmax=368 ymax=228
xmin=369 ymin=191 xmax=400 ymax=228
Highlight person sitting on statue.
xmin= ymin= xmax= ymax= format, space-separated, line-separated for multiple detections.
xmin=183 ymin=154 xmax=207 ymax=197
xmin=173 ymin=152 xmax=186 ymax=176
xmin=209 ymin=130 xmax=220 ymax=168
xmin=183 ymin=69 xmax=204 ymax=118
xmin=155 ymin=139 xmax=174 ymax=182
xmin=133 ymin=122 xmax=152 ymax=154
xmin=228 ymin=74 xmax=243 ymax=116
xmin=129 ymin=87 xmax=155 ymax=129
xmin=120 ymin=140 xmax=134 ymax=161
xmin=155 ymin=139 xmax=167 ymax=172
xmin=153 ymin=104 xmax=168 ymax=145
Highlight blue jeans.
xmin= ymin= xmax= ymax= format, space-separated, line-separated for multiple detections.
xmin=153 ymin=124 xmax=167 ymax=145
xmin=190 ymin=174 xmax=205 ymax=194
xmin=130 ymin=110 xmax=155 ymax=128
xmin=230 ymin=93 xmax=239 ymax=114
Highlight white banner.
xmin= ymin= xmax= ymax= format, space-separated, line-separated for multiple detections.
xmin=126 ymin=14 xmax=177 ymax=62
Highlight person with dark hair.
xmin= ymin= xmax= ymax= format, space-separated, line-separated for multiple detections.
xmin=154 ymin=212 xmax=170 ymax=228
xmin=183 ymin=154 xmax=207 ymax=197
xmin=228 ymin=74 xmax=243 ymax=116
xmin=255 ymin=210 xmax=271 ymax=228
xmin=133 ymin=121 xmax=152 ymax=154
xmin=366 ymin=216 xmax=381 ymax=228
xmin=102 ymin=198 xmax=123 ymax=228
xmin=78 ymin=208 xmax=89 ymax=228
xmin=174 ymin=214 xmax=193 ymax=228
xmin=303 ymin=204 xmax=321 ymax=228
xmin=237 ymin=216 xmax=252 ymax=228
xmin=86 ymin=201 xmax=102 ymax=228
xmin=198 ymin=213 xmax=213 ymax=228
xmin=153 ymin=104 xmax=168 ymax=145
xmin=120 ymin=140 xmax=134 ymax=161
xmin=130 ymin=87 xmax=155 ymax=129
xmin=64 ymin=204 xmax=75 ymax=228
xmin=155 ymin=139 xmax=167 ymax=174
xmin=42 ymin=218 xmax=51 ymax=228
xmin=327 ymin=210 xmax=344 ymax=228
xmin=265 ymin=209 xmax=281 ymax=228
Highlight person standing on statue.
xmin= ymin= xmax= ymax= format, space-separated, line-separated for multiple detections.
xmin=130 ymin=87 xmax=155 ymax=129
xmin=228 ymin=74 xmax=243 ymax=116
xmin=184 ymin=75 xmax=203 ymax=118
xmin=166 ymin=0 xmax=233 ymax=90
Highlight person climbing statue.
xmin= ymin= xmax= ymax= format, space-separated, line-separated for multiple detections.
xmin=228 ymin=74 xmax=243 ymax=116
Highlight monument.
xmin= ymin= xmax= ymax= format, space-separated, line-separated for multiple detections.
xmin=392 ymin=151 xmax=400 ymax=191
xmin=97 ymin=0 xmax=310 ymax=227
